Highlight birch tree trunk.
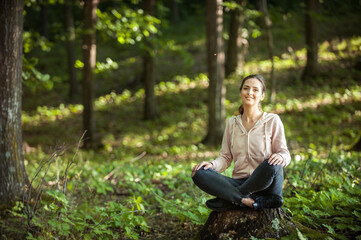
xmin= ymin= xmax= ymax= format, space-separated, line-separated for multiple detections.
xmin=0 ymin=0 xmax=29 ymax=205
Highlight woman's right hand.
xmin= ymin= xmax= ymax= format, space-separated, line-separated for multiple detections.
xmin=191 ymin=161 xmax=213 ymax=177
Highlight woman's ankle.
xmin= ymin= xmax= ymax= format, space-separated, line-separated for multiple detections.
xmin=241 ymin=197 xmax=255 ymax=208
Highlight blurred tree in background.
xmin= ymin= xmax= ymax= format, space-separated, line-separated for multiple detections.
xmin=301 ymin=0 xmax=320 ymax=81
xmin=64 ymin=0 xmax=79 ymax=100
xmin=203 ymin=0 xmax=226 ymax=146
xmin=142 ymin=0 xmax=157 ymax=120
xmin=82 ymin=0 xmax=98 ymax=148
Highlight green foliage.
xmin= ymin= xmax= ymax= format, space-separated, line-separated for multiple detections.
xmin=284 ymin=151 xmax=361 ymax=239
xmin=21 ymin=31 xmax=56 ymax=93
xmin=10 ymin=190 xmax=149 ymax=239
xmin=96 ymin=7 xmax=161 ymax=45
xmin=22 ymin=56 xmax=53 ymax=91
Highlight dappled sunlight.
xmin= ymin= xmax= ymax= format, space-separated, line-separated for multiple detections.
xmin=246 ymin=36 xmax=361 ymax=73
xmin=264 ymin=84 xmax=361 ymax=114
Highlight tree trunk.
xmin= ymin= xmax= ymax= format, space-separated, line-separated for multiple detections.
xmin=64 ymin=0 xmax=79 ymax=100
xmin=0 ymin=0 xmax=29 ymax=205
xmin=225 ymin=0 xmax=246 ymax=77
xmin=143 ymin=0 xmax=157 ymax=120
xmin=198 ymin=208 xmax=297 ymax=239
xmin=82 ymin=0 xmax=98 ymax=148
xmin=301 ymin=0 xmax=319 ymax=81
xmin=203 ymin=0 xmax=226 ymax=146
xmin=350 ymin=136 xmax=361 ymax=151
xmin=260 ymin=0 xmax=276 ymax=102
xmin=172 ymin=0 xmax=180 ymax=24
xmin=39 ymin=0 xmax=49 ymax=39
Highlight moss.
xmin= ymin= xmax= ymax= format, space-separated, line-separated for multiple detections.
xmin=281 ymin=221 xmax=332 ymax=240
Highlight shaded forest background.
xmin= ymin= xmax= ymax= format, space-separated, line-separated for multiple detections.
xmin=1 ymin=0 xmax=361 ymax=239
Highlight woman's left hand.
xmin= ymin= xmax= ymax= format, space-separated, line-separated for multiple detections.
xmin=268 ymin=153 xmax=286 ymax=167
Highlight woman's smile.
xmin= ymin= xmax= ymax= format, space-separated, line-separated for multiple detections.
xmin=240 ymin=78 xmax=264 ymax=105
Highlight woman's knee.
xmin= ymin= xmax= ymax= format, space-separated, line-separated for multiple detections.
xmin=192 ymin=167 xmax=211 ymax=183
xmin=261 ymin=159 xmax=283 ymax=174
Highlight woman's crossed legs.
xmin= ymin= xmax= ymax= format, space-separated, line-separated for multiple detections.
xmin=192 ymin=160 xmax=284 ymax=211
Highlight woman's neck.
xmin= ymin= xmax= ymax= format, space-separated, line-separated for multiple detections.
xmin=242 ymin=106 xmax=263 ymax=123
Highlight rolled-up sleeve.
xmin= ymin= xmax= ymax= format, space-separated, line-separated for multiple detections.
xmin=271 ymin=115 xmax=291 ymax=167
xmin=210 ymin=118 xmax=234 ymax=172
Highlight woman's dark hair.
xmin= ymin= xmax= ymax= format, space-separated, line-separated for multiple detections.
xmin=238 ymin=74 xmax=266 ymax=115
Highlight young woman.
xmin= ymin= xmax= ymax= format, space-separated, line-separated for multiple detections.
xmin=192 ymin=74 xmax=291 ymax=211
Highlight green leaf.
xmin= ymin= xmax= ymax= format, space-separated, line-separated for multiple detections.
xmin=296 ymin=228 xmax=308 ymax=240
xmin=322 ymin=224 xmax=335 ymax=234
xmin=272 ymin=218 xmax=281 ymax=231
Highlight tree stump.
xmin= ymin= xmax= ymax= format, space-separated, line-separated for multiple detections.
xmin=198 ymin=208 xmax=297 ymax=240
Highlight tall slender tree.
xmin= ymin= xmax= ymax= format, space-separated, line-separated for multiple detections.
xmin=259 ymin=0 xmax=276 ymax=102
xmin=82 ymin=0 xmax=98 ymax=148
xmin=225 ymin=0 xmax=246 ymax=77
xmin=301 ymin=0 xmax=319 ymax=81
xmin=172 ymin=0 xmax=180 ymax=24
xmin=203 ymin=0 xmax=226 ymax=146
xmin=143 ymin=0 xmax=157 ymax=120
xmin=0 ymin=0 xmax=29 ymax=205
xmin=39 ymin=0 xmax=49 ymax=39
xmin=64 ymin=0 xmax=79 ymax=100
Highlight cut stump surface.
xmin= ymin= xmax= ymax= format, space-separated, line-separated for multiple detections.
xmin=198 ymin=208 xmax=297 ymax=240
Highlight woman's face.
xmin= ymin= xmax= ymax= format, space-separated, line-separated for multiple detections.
xmin=240 ymin=78 xmax=265 ymax=107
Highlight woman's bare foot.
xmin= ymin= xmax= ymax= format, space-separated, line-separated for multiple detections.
xmin=242 ymin=198 xmax=255 ymax=208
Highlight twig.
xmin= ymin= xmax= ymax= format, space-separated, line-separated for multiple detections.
xmin=102 ymin=151 xmax=146 ymax=182
xmin=78 ymin=209 xmax=147 ymax=240
xmin=32 ymin=146 xmax=65 ymax=217
xmin=188 ymin=179 xmax=204 ymax=205
xmin=311 ymin=136 xmax=334 ymax=188
xmin=22 ymin=145 xmax=65 ymax=229
xmin=150 ymin=189 xmax=185 ymax=211
xmin=63 ymin=131 xmax=87 ymax=195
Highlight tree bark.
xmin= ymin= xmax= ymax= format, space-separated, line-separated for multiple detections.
xmin=198 ymin=208 xmax=297 ymax=239
xmin=143 ymin=0 xmax=157 ymax=120
xmin=64 ymin=0 xmax=79 ymax=100
xmin=0 ymin=0 xmax=29 ymax=205
xmin=203 ymin=0 xmax=226 ymax=146
xmin=301 ymin=0 xmax=319 ymax=81
xmin=260 ymin=0 xmax=276 ymax=102
xmin=82 ymin=0 xmax=98 ymax=148
xmin=225 ymin=0 xmax=246 ymax=77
